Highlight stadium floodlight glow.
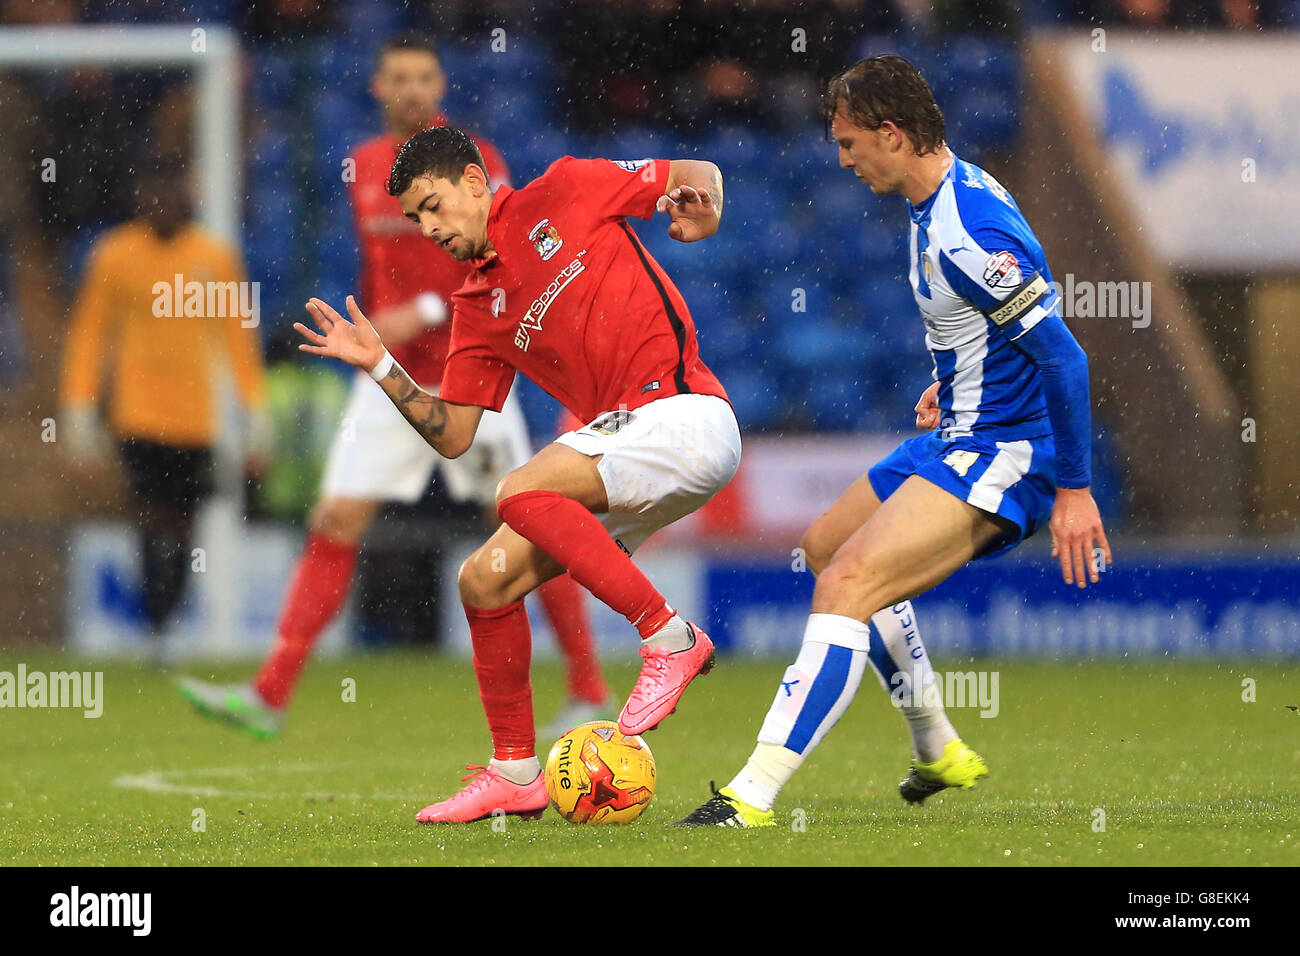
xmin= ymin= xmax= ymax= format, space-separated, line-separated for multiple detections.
xmin=0 ymin=24 xmax=242 ymax=244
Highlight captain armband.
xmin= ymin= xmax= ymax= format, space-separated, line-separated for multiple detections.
xmin=982 ymin=272 xmax=1050 ymax=328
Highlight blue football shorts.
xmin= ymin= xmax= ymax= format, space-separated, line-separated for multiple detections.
xmin=867 ymin=430 xmax=1057 ymax=559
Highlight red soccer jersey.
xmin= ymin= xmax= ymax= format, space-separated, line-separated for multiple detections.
xmin=348 ymin=115 xmax=509 ymax=385
xmin=439 ymin=157 xmax=728 ymax=423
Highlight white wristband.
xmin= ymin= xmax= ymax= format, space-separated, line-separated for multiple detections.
xmin=368 ymin=349 xmax=395 ymax=381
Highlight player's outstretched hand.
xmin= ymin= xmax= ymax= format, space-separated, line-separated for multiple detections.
xmin=1049 ymin=487 xmax=1112 ymax=589
xmin=294 ymin=296 xmax=386 ymax=371
xmin=655 ymin=185 xmax=718 ymax=242
xmin=914 ymin=381 xmax=941 ymax=429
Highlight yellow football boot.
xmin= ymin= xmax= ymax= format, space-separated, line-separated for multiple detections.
xmin=899 ymin=738 xmax=988 ymax=804
xmin=670 ymin=783 xmax=777 ymax=828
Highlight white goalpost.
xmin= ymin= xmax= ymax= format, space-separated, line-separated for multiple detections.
xmin=0 ymin=24 xmax=248 ymax=655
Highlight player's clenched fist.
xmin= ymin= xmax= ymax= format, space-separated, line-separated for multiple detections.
xmin=295 ymin=295 xmax=386 ymax=372
xmin=656 ymin=184 xmax=719 ymax=242
xmin=1049 ymin=487 xmax=1112 ymax=589
xmin=914 ymin=381 xmax=941 ymax=430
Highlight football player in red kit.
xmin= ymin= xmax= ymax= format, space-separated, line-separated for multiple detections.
xmin=295 ymin=127 xmax=737 ymax=822
xmin=180 ymin=35 xmax=610 ymax=739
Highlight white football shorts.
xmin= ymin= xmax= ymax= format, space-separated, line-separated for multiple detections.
xmin=320 ymin=373 xmax=532 ymax=507
xmin=554 ymin=393 xmax=741 ymax=553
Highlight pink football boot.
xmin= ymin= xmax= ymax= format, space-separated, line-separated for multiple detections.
xmin=415 ymin=764 xmax=549 ymax=824
xmin=618 ymin=622 xmax=716 ymax=735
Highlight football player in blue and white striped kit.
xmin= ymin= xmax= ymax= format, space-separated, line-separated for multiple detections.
xmin=676 ymin=55 xmax=1112 ymax=827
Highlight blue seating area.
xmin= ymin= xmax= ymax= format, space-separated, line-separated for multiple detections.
xmin=240 ymin=33 xmax=1023 ymax=437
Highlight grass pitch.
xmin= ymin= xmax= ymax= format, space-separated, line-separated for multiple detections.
xmin=2 ymin=651 xmax=1296 ymax=866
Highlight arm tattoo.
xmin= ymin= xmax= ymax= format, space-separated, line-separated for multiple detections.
xmin=381 ymin=363 xmax=449 ymax=449
xmin=707 ymin=166 xmax=724 ymax=214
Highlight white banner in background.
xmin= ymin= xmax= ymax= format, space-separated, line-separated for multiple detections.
xmin=66 ymin=517 xmax=350 ymax=660
xmin=655 ymin=433 xmax=903 ymax=544
xmin=1059 ymin=32 xmax=1300 ymax=270
xmin=738 ymin=434 xmax=899 ymax=535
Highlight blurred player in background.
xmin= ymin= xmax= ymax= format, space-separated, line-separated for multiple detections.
xmin=179 ymin=33 xmax=610 ymax=738
xmin=675 ymin=55 xmax=1112 ymax=827
xmin=295 ymin=129 xmax=735 ymax=823
xmin=59 ymin=156 xmax=269 ymax=651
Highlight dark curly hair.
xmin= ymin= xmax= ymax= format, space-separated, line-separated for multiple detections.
xmin=386 ymin=126 xmax=485 ymax=197
xmin=823 ymin=55 xmax=946 ymax=156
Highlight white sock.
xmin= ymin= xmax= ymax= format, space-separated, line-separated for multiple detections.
xmin=490 ymin=756 xmax=541 ymax=785
xmin=728 ymin=613 xmax=871 ymax=810
xmin=866 ymin=602 xmax=957 ymax=762
xmin=642 ymin=611 xmax=692 ymax=653
xmin=729 ymin=743 xmax=804 ymax=812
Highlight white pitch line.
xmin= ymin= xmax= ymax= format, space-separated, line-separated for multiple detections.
xmin=112 ymin=763 xmax=420 ymax=801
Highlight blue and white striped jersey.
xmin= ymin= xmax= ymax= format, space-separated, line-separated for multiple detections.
xmin=908 ymin=155 xmax=1064 ymax=444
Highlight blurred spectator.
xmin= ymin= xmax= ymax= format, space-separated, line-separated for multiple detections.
xmin=241 ymin=0 xmax=336 ymax=44
xmin=1059 ymin=0 xmax=1291 ymax=27
xmin=1216 ymin=0 xmax=1278 ymax=27
xmin=1115 ymin=0 xmax=1175 ymax=24
xmin=682 ymin=0 xmax=893 ymax=129
xmin=0 ymin=0 xmax=80 ymax=25
xmin=58 ymin=157 xmax=269 ymax=643
xmin=412 ymin=0 xmax=530 ymax=41
xmin=550 ymin=0 xmax=897 ymax=131
xmin=929 ymin=0 xmax=1023 ymax=32
xmin=547 ymin=0 xmax=686 ymax=129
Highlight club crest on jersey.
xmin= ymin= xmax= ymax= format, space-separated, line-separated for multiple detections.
xmin=983 ymin=251 xmax=1022 ymax=290
xmin=528 ymin=219 xmax=564 ymax=261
